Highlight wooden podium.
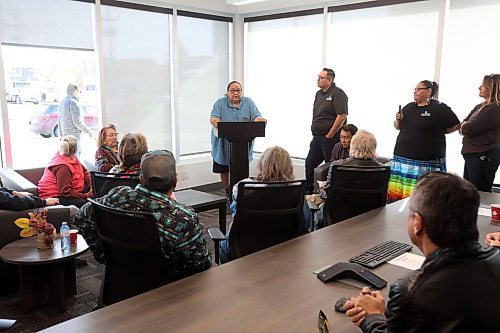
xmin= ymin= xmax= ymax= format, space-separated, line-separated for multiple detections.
xmin=217 ymin=121 xmax=266 ymax=190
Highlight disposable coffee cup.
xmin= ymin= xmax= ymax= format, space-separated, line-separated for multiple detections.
xmin=491 ymin=204 xmax=500 ymax=221
xmin=70 ymin=229 xmax=78 ymax=246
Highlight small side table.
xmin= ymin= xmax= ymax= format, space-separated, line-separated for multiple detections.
xmin=0 ymin=235 xmax=89 ymax=312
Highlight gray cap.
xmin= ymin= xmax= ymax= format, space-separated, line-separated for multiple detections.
xmin=140 ymin=150 xmax=176 ymax=190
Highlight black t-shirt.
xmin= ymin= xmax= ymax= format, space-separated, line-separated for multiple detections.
xmin=311 ymin=84 xmax=348 ymax=136
xmin=394 ymin=100 xmax=459 ymax=160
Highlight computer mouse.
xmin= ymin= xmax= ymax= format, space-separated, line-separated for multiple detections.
xmin=334 ymin=296 xmax=351 ymax=313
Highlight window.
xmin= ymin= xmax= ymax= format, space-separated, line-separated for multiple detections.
xmin=246 ymin=14 xmax=323 ymax=158
xmin=327 ymin=1 xmax=440 ymax=161
xmin=176 ymin=13 xmax=231 ymax=156
xmin=0 ymin=0 xmax=96 ymax=169
xmin=439 ymin=0 xmax=500 ymax=181
xmin=100 ymin=4 xmax=172 ymax=151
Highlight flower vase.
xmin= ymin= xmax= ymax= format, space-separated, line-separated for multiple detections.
xmin=37 ymin=231 xmax=54 ymax=249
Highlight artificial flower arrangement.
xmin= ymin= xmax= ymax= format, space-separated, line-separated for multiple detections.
xmin=14 ymin=209 xmax=56 ymax=249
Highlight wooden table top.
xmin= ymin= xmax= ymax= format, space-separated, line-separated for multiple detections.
xmin=175 ymin=189 xmax=227 ymax=208
xmin=40 ymin=193 xmax=500 ymax=333
xmin=0 ymin=235 xmax=89 ymax=266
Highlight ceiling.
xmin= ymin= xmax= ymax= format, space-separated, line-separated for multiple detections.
xmin=146 ymin=0 xmax=367 ymax=15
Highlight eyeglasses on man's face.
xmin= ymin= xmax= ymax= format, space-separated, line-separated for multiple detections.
xmin=414 ymin=87 xmax=429 ymax=92
xmin=318 ymin=76 xmax=330 ymax=81
xmin=229 ymin=89 xmax=242 ymax=94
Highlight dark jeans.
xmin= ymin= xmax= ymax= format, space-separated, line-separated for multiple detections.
xmin=305 ymin=135 xmax=339 ymax=193
xmin=463 ymin=147 xmax=500 ymax=192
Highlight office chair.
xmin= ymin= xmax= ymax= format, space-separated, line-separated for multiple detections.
xmin=89 ymin=199 xmax=174 ymax=306
xmin=323 ymin=165 xmax=390 ymax=226
xmin=90 ymin=171 xmax=140 ymax=198
xmin=209 ymin=180 xmax=306 ymax=264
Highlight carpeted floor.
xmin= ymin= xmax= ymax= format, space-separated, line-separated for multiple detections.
xmin=0 ymin=189 xmax=231 ymax=333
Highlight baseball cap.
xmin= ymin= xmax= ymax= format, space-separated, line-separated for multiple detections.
xmin=140 ymin=150 xmax=176 ymax=190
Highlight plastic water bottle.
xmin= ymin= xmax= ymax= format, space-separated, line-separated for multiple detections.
xmin=60 ymin=222 xmax=71 ymax=251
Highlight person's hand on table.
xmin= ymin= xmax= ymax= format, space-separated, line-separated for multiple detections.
xmin=344 ymin=287 xmax=385 ymax=326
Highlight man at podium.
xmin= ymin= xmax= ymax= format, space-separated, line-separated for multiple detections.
xmin=210 ymin=81 xmax=266 ymax=197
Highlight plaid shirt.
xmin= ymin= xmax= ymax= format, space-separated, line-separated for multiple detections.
xmin=73 ymin=184 xmax=211 ymax=277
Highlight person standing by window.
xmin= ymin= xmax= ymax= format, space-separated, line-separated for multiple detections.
xmin=387 ymin=81 xmax=460 ymax=202
xmin=305 ymin=68 xmax=348 ymax=194
xmin=460 ymin=74 xmax=500 ymax=192
xmin=57 ymin=83 xmax=95 ymax=152
xmin=210 ymin=81 xmax=266 ymax=198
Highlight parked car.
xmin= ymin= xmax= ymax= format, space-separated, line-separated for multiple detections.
xmin=6 ymin=93 xmax=22 ymax=104
xmin=29 ymin=103 xmax=98 ymax=138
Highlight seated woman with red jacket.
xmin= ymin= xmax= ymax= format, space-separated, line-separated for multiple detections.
xmin=38 ymin=135 xmax=93 ymax=208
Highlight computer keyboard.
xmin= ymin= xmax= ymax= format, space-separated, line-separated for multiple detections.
xmin=349 ymin=240 xmax=413 ymax=268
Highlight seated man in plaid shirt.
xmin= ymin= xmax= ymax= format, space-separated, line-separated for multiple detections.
xmin=74 ymin=150 xmax=211 ymax=278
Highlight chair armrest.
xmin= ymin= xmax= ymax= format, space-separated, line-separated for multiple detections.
xmin=313 ymin=163 xmax=330 ymax=192
xmin=208 ymin=227 xmax=225 ymax=241
xmin=208 ymin=227 xmax=226 ymax=265
xmin=0 ymin=167 xmax=38 ymax=195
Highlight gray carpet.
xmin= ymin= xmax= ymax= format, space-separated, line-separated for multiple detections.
xmin=0 ymin=189 xmax=231 ymax=332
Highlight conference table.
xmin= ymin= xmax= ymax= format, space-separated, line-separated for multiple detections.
xmin=41 ymin=192 xmax=500 ymax=333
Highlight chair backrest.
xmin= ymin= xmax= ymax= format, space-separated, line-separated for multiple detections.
xmin=228 ymin=180 xmax=306 ymax=259
xmin=91 ymin=171 xmax=140 ymax=198
xmin=323 ymin=165 xmax=390 ymax=226
xmin=89 ymin=199 xmax=174 ymax=305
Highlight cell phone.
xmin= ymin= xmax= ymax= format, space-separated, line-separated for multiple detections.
xmin=398 ymin=104 xmax=402 ymax=114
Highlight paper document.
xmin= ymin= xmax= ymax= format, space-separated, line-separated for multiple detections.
xmin=388 ymin=253 xmax=425 ymax=270
xmin=478 ymin=207 xmax=492 ymax=217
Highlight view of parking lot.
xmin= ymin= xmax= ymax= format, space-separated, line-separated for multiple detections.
xmin=2 ymin=45 xmax=98 ymax=169
xmin=6 ymin=104 xmax=97 ymax=169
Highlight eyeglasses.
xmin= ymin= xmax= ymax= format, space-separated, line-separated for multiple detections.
xmin=318 ymin=76 xmax=330 ymax=81
xmin=229 ymin=89 xmax=242 ymax=93
xmin=414 ymin=87 xmax=429 ymax=92
xmin=318 ymin=310 xmax=330 ymax=333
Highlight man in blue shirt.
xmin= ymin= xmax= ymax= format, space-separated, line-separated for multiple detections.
xmin=210 ymin=81 xmax=266 ymax=195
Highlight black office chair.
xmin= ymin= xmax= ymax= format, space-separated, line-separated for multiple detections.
xmin=90 ymin=171 xmax=140 ymax=198
xmin=323 ymin=165 xmax=390 ymax=226
xmin=89 ymin=199 xmax=174 ymax=306
xmin=209 ymin=180 xmax=306 ymax=264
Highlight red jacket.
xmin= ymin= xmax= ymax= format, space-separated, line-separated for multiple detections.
xmin=38 ymin=152 xmax=88 ymax=199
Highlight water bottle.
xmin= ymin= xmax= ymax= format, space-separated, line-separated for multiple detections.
xmin=60 ymin=222 xmax=71 ymax=251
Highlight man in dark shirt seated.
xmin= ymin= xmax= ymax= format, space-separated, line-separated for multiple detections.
xmin=343 ymin=172 xmax=500 ymax=332
xmin=0 ymin=187 xmax=59 ymax=211
xmin=330 ymin=123 xmax=358 ymax=161
xmin=319 ymin=130 xmax=383 ymax=200
xmin=313 ymin=124 xmax=358 ymax=193
xmin=74 ymin=150 xmax=212 ymax=278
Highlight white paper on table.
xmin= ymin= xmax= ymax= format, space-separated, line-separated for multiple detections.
xmin=388 ymin=253 xmax=425 ymax=270
xmin=478 ymin=207 xmax=492 ymax=217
